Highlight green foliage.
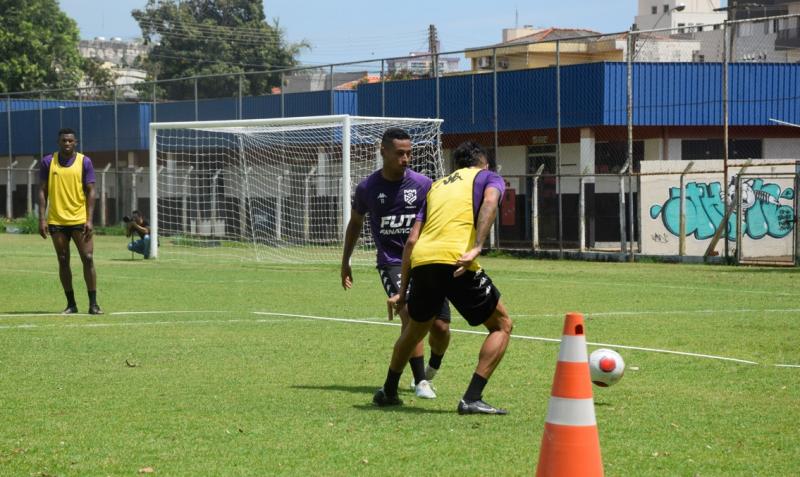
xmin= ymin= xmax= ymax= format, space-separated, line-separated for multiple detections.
xmin=3 ymin=213 xmax=39 ymax=234
xmin=132 ymin=0 xmax=308 ymax=99
xmin=1 ymin=235 xmax=799 ymax=475
xmin=0 ymin=0 xmax=83 ymax=92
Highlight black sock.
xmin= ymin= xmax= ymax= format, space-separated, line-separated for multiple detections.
xmin=88 ymin=290 xmax=97 ymax=306
xmin=463 ymin=373 xmax=488 ymax=402
xmin=383 ymin=368 xmax=402 ymax=397
xmin=409 ymin=356 xmax=426 ymax=384
xmin=65 ymin=290 xmax=76 ymax=307
xmin=428 ymin=352 xmax=444 ymax=370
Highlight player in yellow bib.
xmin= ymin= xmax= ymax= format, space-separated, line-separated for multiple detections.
xmin=38 ymin=128 xmax=103 ymax=315
xmin=375 ymin=141 xmax=513 ymax=414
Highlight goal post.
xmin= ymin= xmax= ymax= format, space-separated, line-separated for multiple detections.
xmin=148 ymin=115 xmax=444 ymax=263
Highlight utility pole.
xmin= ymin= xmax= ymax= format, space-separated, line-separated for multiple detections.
xmin=428 ymin=24 xmax=439 ymax=77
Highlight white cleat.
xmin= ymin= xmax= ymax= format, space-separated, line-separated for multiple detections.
xmin=414 ymin=380 xmax=437 ymax=399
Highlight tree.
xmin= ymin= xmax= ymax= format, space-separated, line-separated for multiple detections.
xmin=0 ymin=0 xmax=83 ymax=92
xmin=132 ymin=0 xmax=308 ymax=100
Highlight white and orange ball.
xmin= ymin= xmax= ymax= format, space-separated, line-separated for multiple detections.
xmin=589 ymin=348 xmax=625 ymax=387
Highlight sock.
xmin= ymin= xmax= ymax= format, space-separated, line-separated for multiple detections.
xmin=88 ymin=290 xmax=97 ymax=306
xmin=65 ymin=290 xmax=76 ymax=307
xmin=463 ymin=373 xmax=488 ymax=402
xmin=383 ymin=368 xmax=402 ymax=397
xmin=409 ymin=356 xmax=426 ymax=385
xmin=428 ymin=352 xmax=444 ymax=370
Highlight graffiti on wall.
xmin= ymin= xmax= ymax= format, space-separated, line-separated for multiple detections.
xmin=649 ymin=177 xmax=795 ymax=241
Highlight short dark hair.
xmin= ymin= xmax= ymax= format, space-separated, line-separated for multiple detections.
xmin=132 ymin=210 xmax=142 ymax=216
xmin=381 ymin=127 xmax=411 ymax=149
xmin=453 ymin=141 xmax=488 ymax=169
xmin=58 ymin=128 xmax=77 ymax=138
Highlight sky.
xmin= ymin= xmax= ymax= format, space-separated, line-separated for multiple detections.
xmin=59 ymin=0 xmax=730 ymax=68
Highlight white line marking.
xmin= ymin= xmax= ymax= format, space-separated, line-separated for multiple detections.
xmin=254 ymin=312 xmax=766 ymax=366
xmin=0 ymin=309 xmax=796 ymax=368
xmin=510 ymin=308 xmax=800 ymax=318
xmin=505 ymin=277 xmax=797 ymax=297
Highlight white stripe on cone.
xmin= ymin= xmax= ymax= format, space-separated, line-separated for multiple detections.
xmin=545 ymin=397 xmax=597 ymax=426
xmin=557 ymin=335 xmax=589 ymax=362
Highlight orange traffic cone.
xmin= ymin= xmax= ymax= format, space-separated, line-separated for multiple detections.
xmin=536 ymin=312 xmax=603 ymax=477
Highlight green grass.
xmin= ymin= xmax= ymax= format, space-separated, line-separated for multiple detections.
xmin=1 ymin=234 xmax=798 ymax=476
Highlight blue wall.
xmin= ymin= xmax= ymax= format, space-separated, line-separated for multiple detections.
xmin=3 ymin=63 xmax=798 ymax=156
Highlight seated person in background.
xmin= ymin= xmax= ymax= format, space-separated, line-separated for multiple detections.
xmin=125 ymin=210 xmax=151 ymax=258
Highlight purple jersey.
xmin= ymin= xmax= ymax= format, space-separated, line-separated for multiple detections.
xmin=39 ymin=153 xmax=96 ymax=185
xmin=353 ymin=169 xmax=432 ymax=266
xmin=416 ymin=169 xmax=505 ymax=223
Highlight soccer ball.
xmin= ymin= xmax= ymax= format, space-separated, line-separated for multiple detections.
xmin=589 ymin=349 xmax=625 ymax=387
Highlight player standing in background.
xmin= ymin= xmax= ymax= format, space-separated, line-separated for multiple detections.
xmin=38 ymin=128 xmax=103 ymax=315
xmin=341 ymin=127 xmax=450 ymax=399
xmin=376 ymin=141 xmax=513 ymax=414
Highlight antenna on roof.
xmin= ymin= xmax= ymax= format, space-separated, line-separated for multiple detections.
xmin=515 ymin=7 xmax=519 ymax=29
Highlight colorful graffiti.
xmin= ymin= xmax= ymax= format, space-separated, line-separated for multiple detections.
xmin=649 ymin=177 xmax=796 ymax=241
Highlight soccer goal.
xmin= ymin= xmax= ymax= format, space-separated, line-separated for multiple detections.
xmin=148 ymin=115 xmax=444 ymax=263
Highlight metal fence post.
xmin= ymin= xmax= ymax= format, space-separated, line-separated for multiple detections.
xmin=679 ymin=161 xmax=694 ymax=256
xmin=114 ymin=86 xmax=121 ymax=221
xmin=381 ymin=59 xmax=386 ymax=117
xmin=556 ymin=40 xmax=564 ymax=257
xmin=491 ymin=47 xmax=499 ymax=249
xmin=78 ymin=88 xmax=84 ymax=150
xmin=722 ymin=20 xmax=730 ymax=260
xmin=329 ymin=64 xmax=335 ymax=115
xmin=26 ymin=159 xmax=37 ymax=214
xmin=238 ymin=74 xmax=243 ymax=120
xmin=735 ymin=173 xmax=743 ymax=264
xmin=6 ymin=159 xmax=17 ymax=218
xmin=39 ymin=93 xmax=44 ymax=161
xmin=194 ymin=77 xmax=199 ymax=120
xmin=626 ymin=31 xmax=635 ymax=261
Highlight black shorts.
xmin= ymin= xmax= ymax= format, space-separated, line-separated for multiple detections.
xmin=377 ymin=265 xmax=451 ymax=322
xmin=407 ymin=264 xmax=501 ymax=327
xmin=48 ymin=224 xmax=85 ymax=236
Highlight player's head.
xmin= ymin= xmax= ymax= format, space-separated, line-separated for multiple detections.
xmin=380 ymin=127 xmax=412 ymax=174
xmin=453 ymin=141 xmax=489 ymax=170
xmin=132 ymin=210 xmax=143 ymax=222
xmin=57 ymin=128 xmax=78 ymax=156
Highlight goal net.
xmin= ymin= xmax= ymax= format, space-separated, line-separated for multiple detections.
xmin=148 ymin=115 xmax=444 ymax=263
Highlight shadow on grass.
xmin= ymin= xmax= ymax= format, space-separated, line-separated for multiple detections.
xmin=292 ymin=384 xmax=377 ymax=394
xmin=351 ymin=404 xmax=453 ymax=414
xmin=108 ymin=258 xmax=148 ymax=262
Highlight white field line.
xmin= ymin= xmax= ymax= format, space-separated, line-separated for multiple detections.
xmin=511 ymin=308 xmax=800 ymax=318
xmin=253 ymin=312 xmax=775 ymax=367
xmin=504 ymin=277 xmax=797 ymax=297
xmin=0 ymin=309 xmax=795 ymax=368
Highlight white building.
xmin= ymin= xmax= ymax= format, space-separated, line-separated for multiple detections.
xmin=634 ymin=0 xmax=727 ymax=31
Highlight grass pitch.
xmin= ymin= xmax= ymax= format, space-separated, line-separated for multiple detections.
xmin=1 ymin=234 xmax=798 ymax=476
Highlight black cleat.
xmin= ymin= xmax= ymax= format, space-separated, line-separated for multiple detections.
xmin=88 ymin=304 xmax=104 ymax=315
xmin=457 ymin=399 xmax=508 ymax=415
xmin=373 ymin=388 xmax=403 ymax=407
xmin=62 ymin=305 xmax=78 ymax=315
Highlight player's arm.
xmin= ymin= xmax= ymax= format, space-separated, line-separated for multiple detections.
xmin=38 ymin=177 xmax=48 ymax=239
xmin=454 ymin=187 xmax=501 ymax=276
xmin=340 ymin=209 xmax=365 ymax=289
xmin=83 ymin=182 xmax=96 ymax=240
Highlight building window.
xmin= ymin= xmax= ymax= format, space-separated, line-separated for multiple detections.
xmin=663 ymin=4 xmax=669 ymax=13
xmin=681 ymin=139 xmax=763 ymax=160
xmin=596 ymin=141 xmax=644 ymax=173
xmin=652 ymin=5 xmax=658 ymax=14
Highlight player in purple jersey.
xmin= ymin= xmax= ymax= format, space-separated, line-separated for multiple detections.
xmin=341 ymin=128 xmax=451 ymax=400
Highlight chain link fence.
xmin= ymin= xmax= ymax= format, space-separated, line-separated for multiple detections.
xmin=3 ymin=15 xmax=799 ymax=263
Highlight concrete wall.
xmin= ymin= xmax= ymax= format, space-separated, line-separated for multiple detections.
xmin=640 ymin=159 xmax=796 ymax=257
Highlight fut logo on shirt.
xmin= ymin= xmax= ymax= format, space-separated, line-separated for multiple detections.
xmin=379 ymin=214 xmax=415 ymax=235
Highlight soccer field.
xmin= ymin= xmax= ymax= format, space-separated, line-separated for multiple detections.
xmin=1 ymin=234 xmax=798 ymax=476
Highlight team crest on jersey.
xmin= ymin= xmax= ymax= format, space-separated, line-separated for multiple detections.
xmin=403 ymin=189 xmax=417 ymax=205
xmin=377 ymin=192 xmax=387 ymax=204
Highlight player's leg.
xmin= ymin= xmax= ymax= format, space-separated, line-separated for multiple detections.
xmin=426 ymin=300 xmax=452 ymax=381
xmin=374 ymin=265 xmax=442 ymax=406
xmin=49 ymin=226 xmax=77 ymax=314
xmin=448 ymin=269 xmax=512 ymax=415
xmin=71 ymin=227 xmax=102 ymax=314
xmin=379 ymin=266 xmax=427 ymax=389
